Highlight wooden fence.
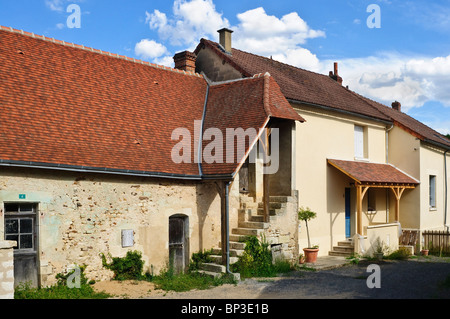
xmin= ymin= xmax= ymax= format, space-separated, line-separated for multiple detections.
xmin=422 ymin=230 xmax=450 ymax=255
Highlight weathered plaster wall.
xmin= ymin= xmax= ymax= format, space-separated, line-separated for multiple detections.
xmin=0 ymin=167 xmax=223 ymax=286
xmin=0 ymin=240 xmax=15 ymax=299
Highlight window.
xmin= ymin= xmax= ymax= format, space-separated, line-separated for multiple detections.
xmin=429 ymin=175 xmax=436 ymax=209
xmin=354 ymin=125 xmax=365 ymax=159
xmin=4 ymin=203 xmax=38 ymax=251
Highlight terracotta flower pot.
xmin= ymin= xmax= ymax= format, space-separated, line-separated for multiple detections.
xmin=421 ymin=249 xmax=429 ymax=256
xmin=303 ymin=248 xmax=319 ymax=263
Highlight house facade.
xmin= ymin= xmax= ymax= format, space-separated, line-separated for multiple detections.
xmin=193 ymin=28 xmax=449 ymax=257
xmin=0 ymin=26 xmax=304 ymax=289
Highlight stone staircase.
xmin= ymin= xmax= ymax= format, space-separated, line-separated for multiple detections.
xmin=328 ymin=239 xmax=354 ymax=257
xmin=197 ymin=196 xmax=290 ymax=280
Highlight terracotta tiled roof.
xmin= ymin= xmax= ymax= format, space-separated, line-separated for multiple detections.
xmin=349 ymin=92 xmax=450 ymax=150
xmin=201 ymin=74 xmax=304 ymax=176
xmin=196 ymin=39 xmax=391 ymax=122
xmin=197 ymin=38 xmax=450 ymax=151
xmin=328 ymin=159 xmax=419 ymax=185
xmin=0 ymin=27 xmax=302 ymax=178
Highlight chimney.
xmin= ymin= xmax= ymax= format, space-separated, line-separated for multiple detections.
xmin=329 ymin=62 xmax=343 ymax=85
xmin=218 ymin=28 xmax=233 ymax=54
xmin=392 ymin=101 xmax=401 ymax=112
xmin=173 ymin=51 xmax=197 ymax=73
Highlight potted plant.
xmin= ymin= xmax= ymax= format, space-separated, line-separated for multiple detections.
xmin=298 ymin=207 xmax=319 ymax=263
xmin=373 ymin=238 xmax=386 ymax=261
xmin=421 ymin=239 xmax=430 ymax=256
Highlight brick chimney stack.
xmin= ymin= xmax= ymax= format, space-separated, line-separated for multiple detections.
xmin=329 ymin=62 xmax=343 ymax=85
xmin=392 ymin=101 xmax=401 ymax=112
xmin=218 ymin=28 xmax=233 ymax=54
xmin=173 ymin=51 xmax=197 ymax=73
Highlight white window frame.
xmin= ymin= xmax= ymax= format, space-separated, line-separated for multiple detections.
xmin=354 ymin=125 xmax=365 ymax=159
xmin=429 ymin=175 xmax=436 ymax=210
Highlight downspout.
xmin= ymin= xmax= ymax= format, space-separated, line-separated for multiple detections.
xmin=225 ymin=181 xmax=232 ymax=274
xmin=445 ymin=150 xmax=449 ymax=231
xmin=386 ymin=124 xmax=394 ymax=223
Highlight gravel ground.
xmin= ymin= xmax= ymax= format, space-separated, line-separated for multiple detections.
xmin=95 ymin=256 xmax=450 ymax=300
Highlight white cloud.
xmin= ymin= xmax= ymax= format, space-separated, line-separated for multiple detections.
xmin=272 ymin=48 xmax=321 ymax=72
xmin=320 ymin=53 xmax=450 ymax=112
xmin=135 ymin=39 xmax=169 ymax=60
xmin=146 ymin=0 xmax=229 ymax=47
xmin=45 ymin=0 xmax=65 ymax=12
xmin=232 ymin=7 xmax=325 ymax=60
xmin=144 ymin=1 xmax=324 ymax=71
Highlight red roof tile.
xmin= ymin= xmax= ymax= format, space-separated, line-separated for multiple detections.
xmin=196 ymin=39 xmax=391 ymax=122
xmin=0 ymin=27 xmax=302 ymax=178
xmin=328 ymin=159 xmax=419 ymax=185
xmin=197 ymin=38 xmax=450 ymax=151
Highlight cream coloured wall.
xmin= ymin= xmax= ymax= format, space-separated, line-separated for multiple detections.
xmin=294 ymin=103 xmax=388 ymax=255
xmin=419 ymin=144 xmax=449 ymax=231
xmin=386 ymin=126 xmax=421 ymax=229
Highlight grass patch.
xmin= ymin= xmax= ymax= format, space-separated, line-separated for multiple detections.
xmin=14 ymin=265 xmax=110 ymax=299
xmin=152 ymin=267 xmax=236 ymax=292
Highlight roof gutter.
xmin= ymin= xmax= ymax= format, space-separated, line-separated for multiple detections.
xmin=287 ymin=99 xmax=393 ymax=126
xmin=0 ymin=159 xmax=206 ymax=180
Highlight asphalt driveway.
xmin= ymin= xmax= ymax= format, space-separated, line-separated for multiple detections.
xmin=148 ymin=257 xmax=450 ymax=300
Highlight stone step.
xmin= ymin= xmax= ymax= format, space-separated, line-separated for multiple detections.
xmin=199 ymin=262 xmax=226 ymax=273
xmin=337 ymin=240 xmax=354 ymax=247
xmin=197 ymin=269 xmax=241 ymax=281
xmin=238 ymin=221 xmax=269 ymax=229
xmin=210 ymin=255 xmax=239 ymax=265
xmin=269 ymin=196 xmax=295 ymax=203
xmin=212 ymin=248 xmax=244 ymax=257
xmin=332 ymin=246 xmax=354 ymax=253
xmin=248 ymin=215 xmax=277 ymax=223
xmin=328 ymin=250 xmax=353 ymax=257
xmin=232 ymin=227 xmax=264 ymax=236
xmin=258 ymin=202 xmax=286 ymax=209
xmin=229 ymin=234 xmax=251 ymax=242
xmin=256 ymin=208 xmax=277 ymax=216
xmin=230 ymin=241 xmax=246 ymax=250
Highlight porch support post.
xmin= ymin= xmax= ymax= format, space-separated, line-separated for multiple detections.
xmin=390 ymin=187 xmax=405 ymax=222
xmin=356 ymin=184 xmax=369 ymax=235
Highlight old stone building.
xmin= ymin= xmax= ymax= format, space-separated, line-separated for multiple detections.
xmin=0 ymin=26 xmax=304 ymax=288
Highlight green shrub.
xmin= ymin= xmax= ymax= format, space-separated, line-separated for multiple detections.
xmin=101 ymin=250 xmax=150 ymax=281
xmin=188 ymin=249 xmax=214 ymax=271
xmin=231 ymin=236 xmax=292 ymax=278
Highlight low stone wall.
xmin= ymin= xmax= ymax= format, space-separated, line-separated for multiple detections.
xmin=0 ymin=241 xmax=16 ymax=299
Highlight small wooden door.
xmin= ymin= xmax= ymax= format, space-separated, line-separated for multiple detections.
xmin=169 ymin=216 xmax=187 ymax=274
xmin=239 ymin=160 xmax=249 ymax=193
xmin=4 ymin=203 xmax=39 ymax=287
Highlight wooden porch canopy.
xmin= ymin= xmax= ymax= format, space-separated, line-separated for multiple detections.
xmin=327 ymin=159 xmax=420 ymax=235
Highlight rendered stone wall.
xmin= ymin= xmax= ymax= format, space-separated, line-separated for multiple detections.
xmin=0 ymin=241 xmax=15 ymax=299
xmin=0 ymin=167 xmax=222 ymax=287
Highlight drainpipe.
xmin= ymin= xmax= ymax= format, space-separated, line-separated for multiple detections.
xmin=445 ymin=150 xmax=449 ymax=231
xmin=225 ymin=181 xmax=232 ymax=274
xmin=385 ymin=124 xmax=394 ymax=223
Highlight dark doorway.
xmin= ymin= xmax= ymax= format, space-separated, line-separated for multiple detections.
xmin=168 ymin=215 xmax=189 ymax=274
xmin=4 ymin=203 xmax=39 ymax=287
xmin=345 ymin=188 xmax=351 ymax=238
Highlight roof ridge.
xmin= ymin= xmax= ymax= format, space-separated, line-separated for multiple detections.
xmin=200 ymin=38 xmax=337 ymax=81
xmin=0 ymin=25 xmax=203 ymax=78
xmin=348 ymin=88 xmax=450 ymax=147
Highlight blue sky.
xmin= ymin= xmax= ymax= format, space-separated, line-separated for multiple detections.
xmin=1 ymin=0 xmax=450 ymax=135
